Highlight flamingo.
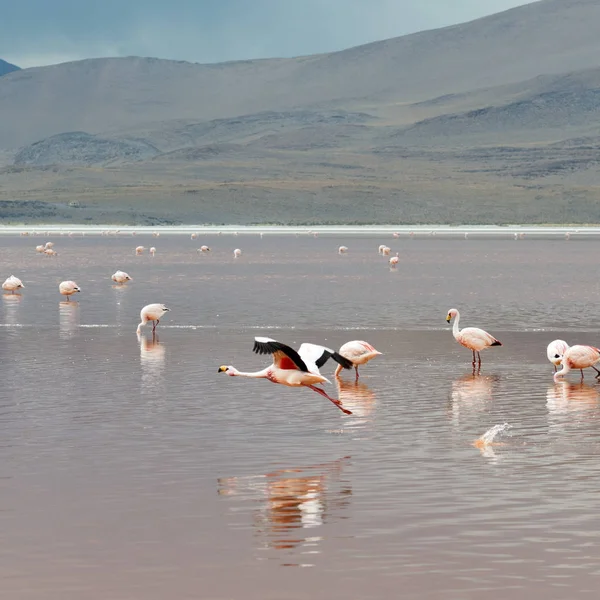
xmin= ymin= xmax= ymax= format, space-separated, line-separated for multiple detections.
xmin=381 ymin=246 xmax=391 ymax=256
xmin=45 ymin=242 xmax=54 ymax=249
xmin=59 ymin=280 xmax=81 ymax=300
xmin=233 ymin=248 xmax=242 ymax=258
xmin=135 ymin=246 xmax=145 ymax=255
xmin=198 ymin=245 xmax=211 ymax=253
xmin=554 ymin=345 xmax=600 ymax=382
xmin=546 ymin=339 xmax=569 ymax=372
xmin=111 ymin=270 xmax=132 ymax=284
xmin=149 ymin=247 xmax=156 ymax=256
xmin=393 ymin=232 xmax=400 ymax=238
xmin=2 ymin=275 xmax=24 ymax=294
xmin=338 ymin=246 xmax=348 ymax=254
xmin=389 ymin=252 xmax=399 ymax=267
xmin=136 ymin=303 xmax=170 ymax=334
xmin=334 ymin=340 xmax=382 ymax=379
xmin=35 ymin=244 xmax=45 ymax=253
xmin=218 ymin=337 xmax=354 ymax=414
xmin=44 ymin=248 xmax=58 ymax=256
xmin=446 ymin=308 xmax=502 ymax=366
xmin=378 ymin=244 xmax=386 ymax=254
xmin=191 ymin=233 xmax=198 ymax=240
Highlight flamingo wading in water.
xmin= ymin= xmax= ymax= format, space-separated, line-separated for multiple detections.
xmin=112 ymin=270 xmax=132 ymax=284
xmin=446 ymin=308 xmax=502 ymax=366
xmin=2 ymin=275 xmax=24 ymax=294
xmin=136 ymin=304 xmax=170 ymax=335
xmin=554 ymin=345 xmax=600 ymax=382
xmin=547 ymin=339 xmax=569 ymax=372
xmin=218 ymin=337 xmax=354 ymax=414
xmin=335 ymin=340 xmax=382 ymax=379
xmin=59 ymin=281 xmax=81 ymax=300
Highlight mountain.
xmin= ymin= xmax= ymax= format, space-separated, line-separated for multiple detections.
xmin=0 ymin=59 xmax=19 ymax=77
xmin=3 ymin=0 xmax=600 ymax=224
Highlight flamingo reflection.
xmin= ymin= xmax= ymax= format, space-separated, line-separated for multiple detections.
xmin=2 ymin=293 xmax=22 ymax=325
xmin=59 ymin=300 xmax=79 ymax=338
xmin=547 ymin=382 xmax=599 ymax=415
xmin=217 ymin=457 xmax=351 ymax=561
xmin=138 ymin=332 xmax=166 ymax=393
xmin=449 ymin=372 xmax=499 ymax=424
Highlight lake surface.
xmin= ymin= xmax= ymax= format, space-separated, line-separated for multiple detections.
xmin=1 ymin=233 xmax=600 ymax=599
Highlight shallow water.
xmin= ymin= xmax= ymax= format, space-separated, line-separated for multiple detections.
xmin=2 ymin=234 xmax=600 ymax=599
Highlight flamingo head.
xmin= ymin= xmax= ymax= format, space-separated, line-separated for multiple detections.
xmin=446 ymin=308 xmax=458 ymax=322
xmin=218 ymin=365 xmax=238 ymax=376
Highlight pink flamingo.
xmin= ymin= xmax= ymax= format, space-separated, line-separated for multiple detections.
xmin=547 ymin=339 xmax=569 ymax=372
xmin=149 ymin=247 xmax=156 ymax=256
xmin=136 ymin=303 xmax=170 ymax=334
xmin=198 ymin=245 xmax=211 ymax=253
xmin=334 ymin=340 xmax=382 ymax=379
xmin=338 ymin=246 xmax=348 ymax=254
xmin=111 ymin=270 xmax=132 ymax=284
xmin=233 ymin=248 xmax=242 ymax=258
xmin=135 ymin=246 xmax=145 ymax=255
xmin=59 ymin=280 xmax=81 ymax=300
xmin=2 ymin=275 xmax=24 ymax=294
xmin=446 ymin=308 xmax=502 ymax=366
xmin=218 ymin=337 xmax=354 ymax=414
xmin=554 ymin=345 xmax=600 ymax=381
xmin=389 ymin=252 xmax=399 ymax=267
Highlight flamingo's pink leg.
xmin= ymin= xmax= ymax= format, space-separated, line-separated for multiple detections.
xmin=307 ymin=385 xmax=352 ymax=415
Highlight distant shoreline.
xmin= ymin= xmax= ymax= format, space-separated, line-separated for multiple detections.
xmin=1 ymin=224 xmax=599 ymax=237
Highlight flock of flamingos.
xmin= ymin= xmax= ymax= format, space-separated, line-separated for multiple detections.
xmin=2 ymin=232 xmax=598 ymax=417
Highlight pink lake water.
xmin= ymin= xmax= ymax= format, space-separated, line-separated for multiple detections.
xmin=1 ymin=233 xmax=600 ymax=599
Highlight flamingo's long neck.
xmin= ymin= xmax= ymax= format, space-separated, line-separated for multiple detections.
xmin=554 ymin=361 xmax=571 ymax=381
xmin=452 ymin=312 xmax=461 ymax=340
xmin=230 ymin=367 xmax=269 ymax=379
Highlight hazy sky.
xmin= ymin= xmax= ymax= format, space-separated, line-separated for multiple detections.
xmin=1 ymin=0 xmax=532 ymax=68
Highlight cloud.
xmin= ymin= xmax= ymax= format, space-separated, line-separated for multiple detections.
xmin=0 ymin=0 xmax=531 ymax=67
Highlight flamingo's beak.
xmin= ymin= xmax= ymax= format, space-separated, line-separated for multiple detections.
xmin=446 ymin=315 xmax=451 ymax=322
xmin=218 ymin=366 xmax=227 ymax=373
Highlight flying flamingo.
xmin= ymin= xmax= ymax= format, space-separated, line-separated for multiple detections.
xmin=338 ymin=246 xmax=348 ymax=254
xmin=546 ymin=339 xmax=569 ymax=372
xmin=59 ymin=281 xmax=81 ymax=300
xmin=2 ymin=275 xmax=24 ymax=294
xmin=233 ymin=248 xmax=242 ymax=258
xmin=218 ymin=337 xmax=354 ymax=414
xmin=446 ymin=308 xmax=502 ymax=366
xmin=111 ymin=270 xmax=132 ymax=284
xmin=554 ymin=345 xmax=600 ymax=381
xmin=334 ymin=340 xmax=382 ymax=379
xmin=136 ymin=303 xmax=170 ymax=334
xmin=389 ymin=252 xmax=399 ymax=267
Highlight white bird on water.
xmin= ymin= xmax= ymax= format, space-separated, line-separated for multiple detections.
xmin=554 ymin=345 xmax=600 ymax=382
xmin=59 ymin=281 xmax=81 ymax=301
xmin=233 ymin=248 xmax=242 ymax=258
xmin=112 ymin=270 xmax=132 ymax=284
xmin=334 ymin=340 xmax=382 ymax=379
xmin=446 ymin=308 xmax=502 ymax=366
xmin=2 ymin=275 xmax=24 ymax=294
xmin=389 ymin=252 xmax=399 ymax=267
xmin=338 ymin=246 xmax=348 ymax=254
xmin=135 ymin=246 xmax=145 ymax=255
xmin=198 ymin=245 xmax=211 ymax=253
xmin=218 ymin=337 xmax=354 ymax=414
xmin=136 ymin=303 xmax=171 ymax=335
xmin=149 ymin=247 xmax=156 ymax=256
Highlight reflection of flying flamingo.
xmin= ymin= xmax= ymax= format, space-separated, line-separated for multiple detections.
xmin=217 ymin=457 xmax=351 ymax=556
xmin=546 ymin=339 xmax=569 ymax=372
xmin=554 ymin=345 xmax=600 ymax=381
xmin=334 ymin=340 xmax=382 ymax=379
xmin=218 ymin=337 xmax=353 ymax=414
xmin=59 ymin=280 xmax=81 ymax=300
xmin=446 ymin=308 xmax=501 ymax=366
xmin=2 ymin=275 xmax=24 ymax=294
xmin=136 ymin=303 xmax=170 ymax=334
